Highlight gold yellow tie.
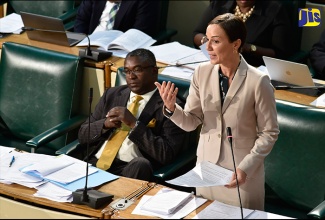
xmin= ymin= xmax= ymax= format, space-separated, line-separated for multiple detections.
xmin=96 ymin=95 xmax=143 ymax=170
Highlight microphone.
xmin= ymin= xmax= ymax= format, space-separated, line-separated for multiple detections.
xmin=22 ymin=26 xmax=112 ymax=61
xmin=72 ymin=88 xmax=114 ymax=209
xmin=157 ymin=60 xmax=209 ymax=69
xmin=226 ymin=127 xmax=244 ymax=219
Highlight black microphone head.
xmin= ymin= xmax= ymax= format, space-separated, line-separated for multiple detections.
xmin=89 ymin=88 xmax=93 ymax=103
xmin=226 ymin=127 xmax=232 ymax=142
xmin=22 ymin=27 xmax=35 ymax=31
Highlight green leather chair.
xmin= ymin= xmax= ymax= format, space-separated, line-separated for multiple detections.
xmin=0 ymin=42 xmax=86 ymax=155
xmin=57 ymin=67 xmax=199 ymax=187
xmin=264 ymin=99 xmax=325 ymax=219
xmin=0 ymin=0 xmax=79 ymax=30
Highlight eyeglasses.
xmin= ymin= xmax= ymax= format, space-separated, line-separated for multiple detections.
xmin=122 ymin=65 xmax=155 ymax=76
xmin=201 ymin=36 xmax=219 ymax=46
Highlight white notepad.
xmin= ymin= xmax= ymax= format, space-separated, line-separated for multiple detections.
xmin=140 ymin=188 xmax=193 ymax=215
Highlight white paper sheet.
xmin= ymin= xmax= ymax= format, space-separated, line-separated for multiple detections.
xmin=166 ymin=161 xmax=233 ymax=187
xmin=192 ymin=200 xmax=254 ymax=219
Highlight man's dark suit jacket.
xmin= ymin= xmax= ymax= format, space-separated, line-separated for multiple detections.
xmin=74 ymin=0 xmax=160 ymax=37
xmin=310 ymin=29 xmax=325 ymax=80
xmin=77 ymin=85 xmax=187 ymax=171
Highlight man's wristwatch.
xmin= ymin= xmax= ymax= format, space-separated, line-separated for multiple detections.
xmin=250 ymin=44 xmax=257 ymax=52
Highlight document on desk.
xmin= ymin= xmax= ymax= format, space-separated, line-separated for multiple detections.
xmin=0 ymin=13 xmax=24 ymax=34
xmin=192 ymin=200 xmax=254 ymax=219
xmin=310 ymin=92 xmax=325 ymax=107
xmin=132 ymin=188 xmax=207 ymax=219
xmin=149 ymin=41 xmax=209 ymax=70
xmin=20 ymin=154 xmax=97 ymax=184
xmin=0 ymin=149 xmax=49 ymax=187
xmin=166 ymin=161 xmax=233 ymax=187
xmin=53 ymin=168 xmax=119 ymax=191
xmin=34 ymin=182 xmax=73 ymax=203
xmin=160 ymin=66 xmax=193 ymax=81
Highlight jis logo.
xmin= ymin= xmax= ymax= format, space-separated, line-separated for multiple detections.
xmin=298 ymin=8 xmax=321 ymax=27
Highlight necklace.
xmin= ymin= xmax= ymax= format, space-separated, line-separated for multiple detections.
xmin=234 ymin=5 xmax=255 ymax=22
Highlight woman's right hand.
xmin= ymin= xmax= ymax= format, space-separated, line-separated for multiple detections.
xmin=154 ymin=81 xmax=178 ymax=111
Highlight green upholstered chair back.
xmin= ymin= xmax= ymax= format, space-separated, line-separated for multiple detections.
xmin=0 ymin=42 xmax=83 ymax=154
xmin=116 ymin=67 xmax=198 ymax=182
xmin=5 ymin=0 xmax=79 ymax=30
xmin=8 ymin=0 xmax=74 ymax=18
xmin=265 ymin=100 xmax=325 ymax=214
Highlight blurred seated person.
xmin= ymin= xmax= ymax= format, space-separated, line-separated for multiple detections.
xmin=73 ymin=49 xmax=187 ymax=181
xmin=193 ymin=0 xmax=294 ymax=66
xmin=309 ymin=28 xmax=325 ymax=80
xmin=74 ymin=0 xmax=160 ymax=37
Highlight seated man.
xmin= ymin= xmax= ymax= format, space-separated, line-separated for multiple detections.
xmin=75 ymin=49 xmax=186 ymax=181
xmin=74 ymin=0 xmax=160 ymax=37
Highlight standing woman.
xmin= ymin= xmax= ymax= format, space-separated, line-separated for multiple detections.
xmin=155 ymin=13 xmax=279 ymax=210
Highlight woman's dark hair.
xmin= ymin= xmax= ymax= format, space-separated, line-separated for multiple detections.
xmin=209 ymin=13 xmax=247 ymax=52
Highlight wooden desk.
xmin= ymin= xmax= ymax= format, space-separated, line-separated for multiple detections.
xmin=0 ymin=176 xmax=210 ymax=219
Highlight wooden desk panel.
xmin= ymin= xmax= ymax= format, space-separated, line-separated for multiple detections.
xmin=0 ymin=176 xmax=210 ymax=219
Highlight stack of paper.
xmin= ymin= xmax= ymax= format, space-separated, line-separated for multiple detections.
xmin=141 ymin=188 xmax=193 ymax=215
xmin=132 ymin=188 xmax=207 ymax=219
xmin=149 ymin=41 xmax=209 ymax=70
xmin=20 ymin=154 xmax=97 ymax=184
xmin=0 ymin=146 xmax=119 ymax=203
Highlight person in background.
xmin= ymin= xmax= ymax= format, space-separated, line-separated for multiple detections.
xmin=309 ymin=28 xmax=325 ymax=80
xmin=193 ymin=0 xmax=294 ymax=67
xmin=74 ymin=49 xmax=186 ymax=181
xmin=156 ymin=13 xmax=279 ymax=210
xmin=74 ymin=0 xmax=160 ymax=37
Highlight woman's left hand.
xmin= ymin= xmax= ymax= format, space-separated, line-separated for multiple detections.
xmin=154 ymin=81 xmax=178 ymax=111
xmin=225 ymin=168 xmax=247 ymax=188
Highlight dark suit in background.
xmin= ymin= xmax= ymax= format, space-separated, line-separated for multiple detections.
xmin=74 ymin=0 xmax=160 ymax=37
xmin=193 ymin=0 xmax=294 ymax=66
xmin=310 ymin=29 xmax=325 ymax=80
xmin=76 ymin=85 xmax=186 ymax=180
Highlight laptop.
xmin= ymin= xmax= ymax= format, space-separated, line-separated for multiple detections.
xmin=262 ymin=56 xmax=324 ymax=96
xmin=20 ymin=11 xmax=84 ymax=47
xmin=262 ymin=56 xmax=316 ymax=86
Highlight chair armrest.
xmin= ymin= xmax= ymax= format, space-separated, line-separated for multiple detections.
xmin=26 ymin=114 xmax=86 ymax=150
xmin=307 ymin=200 xmax=325 ymax=219
xmin=55 ymin=139 xmax=80 ymax=155
xmin=154 ymin=150 xmax=197 ymax=180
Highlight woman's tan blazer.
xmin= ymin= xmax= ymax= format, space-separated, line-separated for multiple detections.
xmin=170 ymin=56 xmax=279 ymax=210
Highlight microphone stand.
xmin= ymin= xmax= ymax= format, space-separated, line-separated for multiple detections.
xmin=227 ymin=127 xmax=244 ymax=219
xmin=157 ymin=60 xmax=209 ymax=69
xmin=72 ymin=88 xmax=113 ymax=209
xmin=22 ymin=27 xmax=112 ymax=61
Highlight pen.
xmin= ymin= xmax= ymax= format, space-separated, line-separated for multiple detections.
xmin=9 ymin=156 xmax=15 ymax=167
